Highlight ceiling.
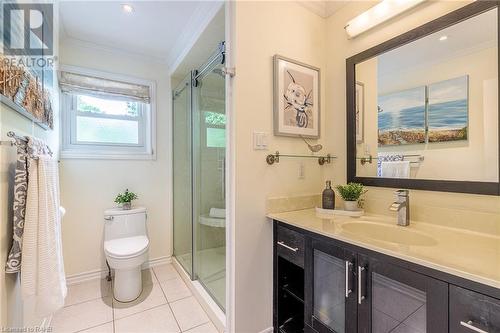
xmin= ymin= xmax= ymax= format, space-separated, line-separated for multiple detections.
xmin=378 ymin=8 xmax=497 ymax=76
xmin=59 ymin=1 xmax=212 ymax=64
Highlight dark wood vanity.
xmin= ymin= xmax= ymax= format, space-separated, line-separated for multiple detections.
xmin=273 ymin=220 xmax=500 ymax=333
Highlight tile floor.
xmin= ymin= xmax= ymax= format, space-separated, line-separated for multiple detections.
xmin=51 ymin=264 xmax=220 ymax=333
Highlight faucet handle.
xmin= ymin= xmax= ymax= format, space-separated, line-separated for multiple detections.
xmin=394 ymin=189 xmax=409 ymax=197
xmin=389 ymin=203 xmax=400 ymax=211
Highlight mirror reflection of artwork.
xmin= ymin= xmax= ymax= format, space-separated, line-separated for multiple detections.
xmin=378 ymin=87 xmax=426 ymax=146
xmin=428 ymin=76 xmax=468 ymax=142
xmin=274 ymin=55 xmax=320 ymax=138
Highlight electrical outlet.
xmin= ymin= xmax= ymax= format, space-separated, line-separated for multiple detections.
xmin=253 ymin=132 xmax=268 ymax=150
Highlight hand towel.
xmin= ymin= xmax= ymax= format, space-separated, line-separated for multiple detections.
xmin=209 ymin=208 xmax=226 ymax=219
xmin=381 ymin=161 xmax=410 ymax=178
xmin=21 ymin=155 xmax=67 ymax=317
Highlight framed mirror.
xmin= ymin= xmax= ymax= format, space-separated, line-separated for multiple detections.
xmin=346 ymin=1 xmax=500 ymax=195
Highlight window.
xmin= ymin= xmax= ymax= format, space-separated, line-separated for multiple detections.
xmin=60 ymin=66 xmax=155 ymax=159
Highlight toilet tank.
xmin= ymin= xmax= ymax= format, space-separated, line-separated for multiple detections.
xmin=104 ymin=207 xmax=147 ymax=241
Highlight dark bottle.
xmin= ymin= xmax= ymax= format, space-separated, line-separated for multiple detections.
xmin=322 ymin=180 xmax=335 ymax=210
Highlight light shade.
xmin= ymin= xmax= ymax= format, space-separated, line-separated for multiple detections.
xmin=345 ymin=0 xmax=426 ymax=39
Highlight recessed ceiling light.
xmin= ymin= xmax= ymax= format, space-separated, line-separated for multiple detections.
xmin=439 ymin=35 xmax=448 ymax=41
xmin=122 ymin=4 xmax=134 ymax=13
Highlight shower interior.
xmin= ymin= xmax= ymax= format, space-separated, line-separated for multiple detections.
xmin=172 ymin=42 xmax=226 ymax=311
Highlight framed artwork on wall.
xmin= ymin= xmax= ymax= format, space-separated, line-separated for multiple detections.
xmin=356 ymin=81 xmax=364 ymax=143
xmin=273 ymin=55 xmax=320 ymax=138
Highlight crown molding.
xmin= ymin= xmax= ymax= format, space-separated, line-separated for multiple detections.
xmin=297 ymin=0 xmax=349 ymax=18
xmin=60 ymin=37 xmax=169 ymax=66
xmin=167 ymin=1 xmax=224 ymax=74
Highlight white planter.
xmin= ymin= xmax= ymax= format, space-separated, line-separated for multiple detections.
xmin=344 ymin=201 xmax=358 ymax=211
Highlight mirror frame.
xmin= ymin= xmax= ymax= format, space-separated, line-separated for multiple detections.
xmin=346 ymin=1 xmax=500 ymax=196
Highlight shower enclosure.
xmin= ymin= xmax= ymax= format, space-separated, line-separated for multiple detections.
xmin=172 ymin=43 xmax=226 ymax=311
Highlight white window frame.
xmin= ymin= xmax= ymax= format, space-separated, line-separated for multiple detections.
xmin=60 ymin=65 xmax=156 ymax=160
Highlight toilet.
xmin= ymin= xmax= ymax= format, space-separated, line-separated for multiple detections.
xmin=103 ymin=207 xmax=149 ymax=302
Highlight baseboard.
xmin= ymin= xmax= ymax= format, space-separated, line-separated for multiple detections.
xmin=258 ymin=327 xmax=273 ymax=333
xmin=66 ymin=256 xmax=172 ymax=285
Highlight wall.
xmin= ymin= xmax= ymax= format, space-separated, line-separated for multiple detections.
xmin=232 ymin=2 xmax=327 ymax=331
xmin=324 ymin=1 xmax=500 ymax=231
xmin=58 ymin=41 xmax=171 ymax=277
xmin=0 ymin=83 xmax=60 ymax=327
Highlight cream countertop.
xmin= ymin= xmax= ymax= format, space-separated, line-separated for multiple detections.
xmin=267 ymin=208 xmax=500 ymax=290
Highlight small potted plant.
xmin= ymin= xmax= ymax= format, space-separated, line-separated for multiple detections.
xmin=115 ymin=189 xmax=138 ymax=210
xmin=335 ymin=183 xmax=367 ymax=211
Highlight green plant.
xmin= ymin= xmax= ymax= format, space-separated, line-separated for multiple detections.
xmin=335 ymin=183 xmax=367 ymax=201
xmin=114 ymin=189 xmax=138 ymax=204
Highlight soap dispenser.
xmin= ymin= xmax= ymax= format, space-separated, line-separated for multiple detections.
xmin=322 ymin=180 xmax=335 ymax=210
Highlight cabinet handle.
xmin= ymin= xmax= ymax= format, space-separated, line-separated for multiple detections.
xmin=460 ymin=321 xmax=489 ymax=333
xmin=345 ymin=261 xmax=353 ymax=298
xmin=277 ymin=241 xmax=298 ymax=252
xmin=358 ymin=265 xmax=366 ymax=304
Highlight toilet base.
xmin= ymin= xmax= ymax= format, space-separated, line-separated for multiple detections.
xmin=113 ymin=266 xmax=143 ymax=302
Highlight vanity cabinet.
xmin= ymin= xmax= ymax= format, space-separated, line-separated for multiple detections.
xmin=304 ymin=239 xmax=357 ymax=333
xmin=450 ymin=285 xmax=500 ymax=333
xmin=357 ymin=255 xmax=448 ymax=333
xmin=273 ymin=221 xmax=500 ymax=333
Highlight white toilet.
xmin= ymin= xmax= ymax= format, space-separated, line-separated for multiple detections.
xmin=103 ymin=207 xmax=149 ymax=302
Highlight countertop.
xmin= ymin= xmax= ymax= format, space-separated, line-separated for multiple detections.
xmin=267 ymin=208 xmax=500 ymax=290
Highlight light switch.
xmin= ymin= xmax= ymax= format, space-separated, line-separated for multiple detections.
xmin=253 ymin=132 xmax=268 ymax=150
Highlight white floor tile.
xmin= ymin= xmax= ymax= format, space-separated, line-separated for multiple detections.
xmin=78 ymin=322 xmax=113 ymax=333
xmin=183 ymin=322 xmax=219 ymax=333
xmin=51 ymin=297 xmax=113 ymax=333
xmin=160 ymin=277 xmax=191 ymax=303
xmin=113 ymin=283 xmax=167 ymax=320
xmin=142 ymin=268 xmax=157 ymax=285
xmin=170 ymin=296 xmax=209 ymax=331
xmin=114 ymin=304 xmax=180 ymax=333
xmin=65 ymin=279 xmax=111 ymax=307
xmin=153 ymin=264 xmax=180 ymax=283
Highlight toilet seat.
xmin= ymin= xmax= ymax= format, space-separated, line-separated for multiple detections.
xmin=104 ymin=236 xmax=149 ymax=259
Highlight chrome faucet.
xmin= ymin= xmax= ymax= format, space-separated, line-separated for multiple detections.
xmin=389 ymin=190 xmax=410 ymax=226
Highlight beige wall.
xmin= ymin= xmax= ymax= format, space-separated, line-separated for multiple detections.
xmin=58 ymin=42 xmax=171 ymax=277
xmin=233 ymin=2 xmax=328 ymax=331
xmin=0 ymin=87 xmax=60 ymax=327
xmin=324 ymin=1 xmax=500 ymax=234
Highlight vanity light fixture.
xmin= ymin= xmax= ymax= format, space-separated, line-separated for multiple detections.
xmin=122 ymin=4 xmax=134 ymax=13
xmin=439 ymin=35 xmax=448 ymax=41
xmin=345 ymin=0 xmax=426 ymax=39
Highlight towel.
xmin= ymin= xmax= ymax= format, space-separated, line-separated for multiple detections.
xmin=381 ymin=161 xmax=410 ymax=178
xmin=377 ymin=154 xmax=404 ymax=177
xmin=209 ymin=208 xmax=225 ymax=219
xmin=21 ymin=153 xmax=66 ymax=317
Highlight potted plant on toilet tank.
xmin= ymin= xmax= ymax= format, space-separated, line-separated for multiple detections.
xmin=336 ymin=183 xmax=366 ymax=211
xmin=115 ymin=189 xmax=138 ymax=210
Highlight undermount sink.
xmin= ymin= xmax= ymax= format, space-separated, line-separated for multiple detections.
xmin=341 ymin=222 xmax=437 ymax=246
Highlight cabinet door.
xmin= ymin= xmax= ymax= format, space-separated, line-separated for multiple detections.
xmin=357 ymin=255 xmax=448 ymax=333
xmin=305 ymin=239 xmax=357 ymax=333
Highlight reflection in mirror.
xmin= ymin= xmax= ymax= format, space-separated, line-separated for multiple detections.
xmin=355 ymin=8 xmax=498 ymax=182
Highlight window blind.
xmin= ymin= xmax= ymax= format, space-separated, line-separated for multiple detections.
xmin=59 ymin=71 xmax=150 ymax=103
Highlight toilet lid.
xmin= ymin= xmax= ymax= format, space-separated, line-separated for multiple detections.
xmin=104 ymin=236 xmax=149 ymax=259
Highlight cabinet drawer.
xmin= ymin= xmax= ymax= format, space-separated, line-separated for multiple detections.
xmin=450 ymin=285 xmax=500 ymax=333
xmin=276 ymin=225 xmax=305 ymax=268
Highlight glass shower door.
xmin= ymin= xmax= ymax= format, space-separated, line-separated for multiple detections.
xmin=172 ymin=75 xmax=193 ymax=277
xmin=193 ymin=61 xmax=226 ymax=311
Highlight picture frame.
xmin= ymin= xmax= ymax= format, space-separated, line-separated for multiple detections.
xmin=355 ymin=81 xmax=364 ymax=143
xmin=273 ymin=55 xmax=320 ymax=138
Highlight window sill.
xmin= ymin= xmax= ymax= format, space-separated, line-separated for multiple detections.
xmin=60 ymin=150 xmax=156 ymax=161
